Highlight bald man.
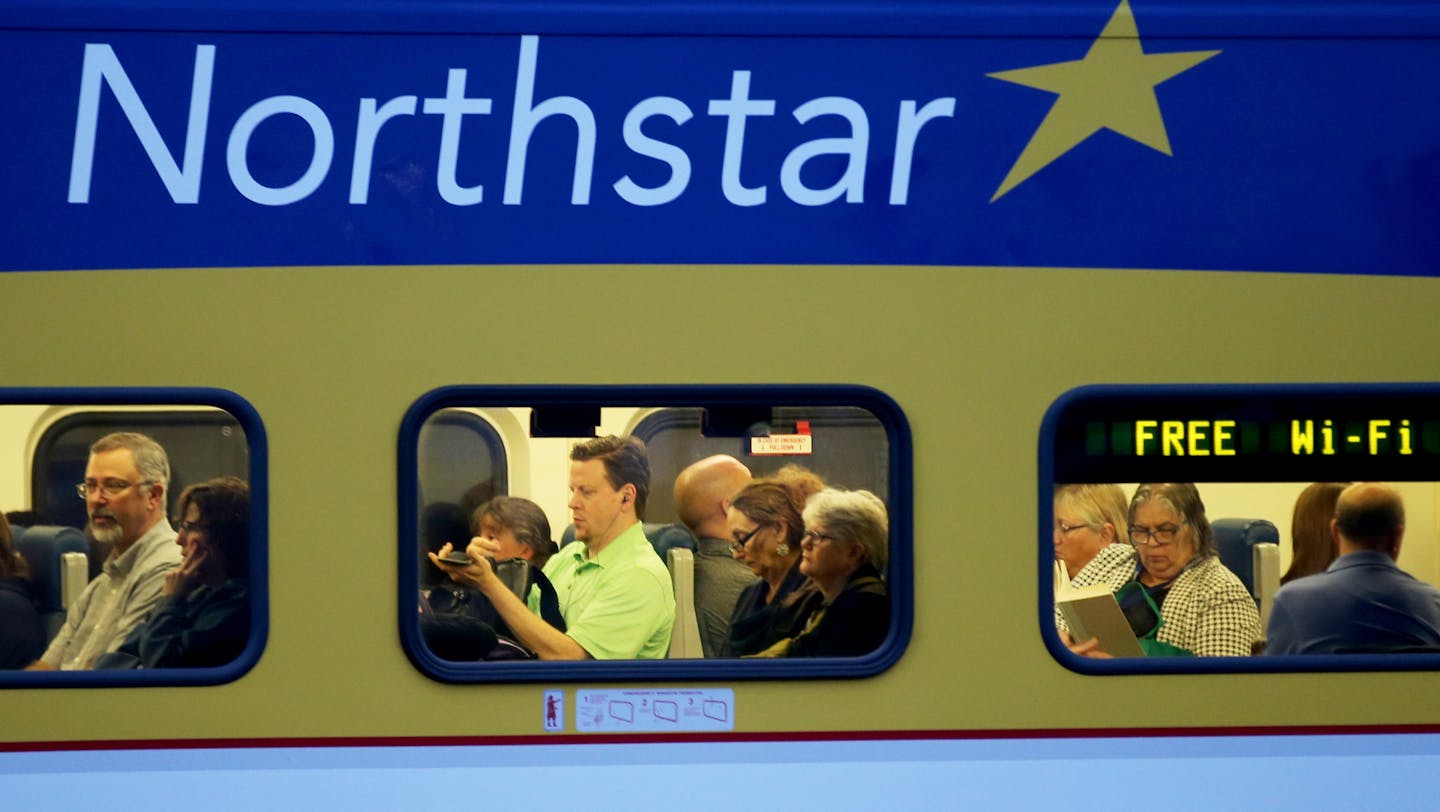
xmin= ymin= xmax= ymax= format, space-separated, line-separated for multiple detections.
xmin=674 ymin=455 xmax=758 ymax=657
xmin=1266 ymin=483 xmax=1440 ymax=655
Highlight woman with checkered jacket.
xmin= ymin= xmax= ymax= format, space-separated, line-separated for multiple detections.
xmin=1117 ymin=483 xmax=1262 ymax=657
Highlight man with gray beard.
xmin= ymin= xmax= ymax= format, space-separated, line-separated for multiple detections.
xmin=28 ymin=432 xmax=180 ymax=670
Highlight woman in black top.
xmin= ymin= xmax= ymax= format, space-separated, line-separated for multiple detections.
xmin=721 ymin=466 xmax=824 ymax=657
xmin=0 ymin=514 xmax=44 ymax=669
xmin=763 ymin=488 xmax=890 ymax=658
xmin=98 ymin=477 xmax=251 ymax=669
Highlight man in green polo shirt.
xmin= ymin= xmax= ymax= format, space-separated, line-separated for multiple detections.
xmin=436 ymin=435 xmax=675 ymax=659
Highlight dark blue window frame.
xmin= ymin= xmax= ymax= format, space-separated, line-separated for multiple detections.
xmin=399 ymin=384 xmax=912 ymax=683
xmin=0 ymin=387 xmax=268 ymax=689
xmin=1041 ymin=382 xmax=1440 ymax=675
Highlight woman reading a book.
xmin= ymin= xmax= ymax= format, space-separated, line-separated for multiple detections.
xmin=1054 ymin=484 xmax=1131 ymax=582
xmin=1070 ymin=483 xmax=1261 ymax=657
xmin=1053 ymin=484 xmax=1135 ymax=641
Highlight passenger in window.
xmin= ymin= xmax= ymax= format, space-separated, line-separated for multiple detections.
xmin=422 ymin=496 xmax=566 ymax=660
xmin=0 ymin=513 xmax=44 ymax=669
xmin=1053 ymin=484 xmax=1132 ymax=583
xmin=1281 ymin=482 xmax=1349 ymax=585
xmin=97 ymin=477 xmax=251 ymax=669
xmin=673 ymin=455 xmax=759 ymax=657
xmin=1052 ymin=484 xmax=1134 ymax=637
xmin=1266 ymin=483 xmax=1440 ymax=654
xmin=433 ymin=436 xmax=675 ymax=660
xmin=1069 ymin=483 xmax=1261 ymax=658
xmin=748 ymin=487 xmax=889 ymax=658
xmin=27 ymin=433 xmax=181 ymax=670
xmin=721 ymin=466 xmax=825 ymax=657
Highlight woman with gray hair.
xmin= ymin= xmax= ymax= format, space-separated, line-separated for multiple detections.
xmin=749 ymin=488 xmax=890 ymax=658
xmin=1069 ymin=483 xmax=1260 ymax=657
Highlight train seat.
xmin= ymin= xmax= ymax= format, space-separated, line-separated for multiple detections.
xmin=11 ymin=525 xmax=90 ymax=640
xmin=1212 ymin=518 xmax=1281 ymax=629
xmin=665 ymin=548 xmax=703 ymax=659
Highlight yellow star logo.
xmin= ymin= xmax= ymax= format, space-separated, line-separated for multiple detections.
xmin=987 ymin=0 xmax=1220 ymax=201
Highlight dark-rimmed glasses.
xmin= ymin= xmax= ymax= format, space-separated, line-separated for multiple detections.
xmin=728 ymin=525 xmax=762 ymax=555
xmin=1130 ymin=522 xmax=1186 ymax=547
xmin=76 ymin=479 xmax=151 ymax=499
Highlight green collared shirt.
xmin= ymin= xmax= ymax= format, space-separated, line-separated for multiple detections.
xmin=532 ymin=522 xmax=674 ymax=659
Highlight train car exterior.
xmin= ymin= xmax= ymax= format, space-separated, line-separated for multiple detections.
xmin=4 ymin=0 xmax=1440 ymax=798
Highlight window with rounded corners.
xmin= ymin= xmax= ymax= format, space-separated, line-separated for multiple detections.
xmin=399 ymin=385 xmax=912 ymax=683
xmin=0 ymin=389 xmax=267 ymax=688
xmin=1041 ymin=383 xmax=1440 ymax=675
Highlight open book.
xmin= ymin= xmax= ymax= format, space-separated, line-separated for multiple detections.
xmin=1055 ymin=561 xmax=1144 ymax=657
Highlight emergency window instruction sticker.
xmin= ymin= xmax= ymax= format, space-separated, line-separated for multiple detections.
xmin=576 ymin=689 xmax=735 ymax=732
xmin=750 ymin=421 xmax=814 ymax=456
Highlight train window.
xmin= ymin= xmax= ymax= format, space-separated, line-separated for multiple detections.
xmin=417 ymin=410 xmax=508 ymax=510
xmin=400 ymin=385 xmax=912 ymax=682
xmin=1042 ymin=384 xmax=1440 ymax=674
xmin=0 ymin=391 xmax=267 ymax=687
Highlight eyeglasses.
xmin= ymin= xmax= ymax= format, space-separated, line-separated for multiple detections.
xmin=176 ymin=520 xmax=208 ymax=535
xmin=1130 ymin=523 xmax=1186 ymax=547
xmin=76 ymin=479 xmax=151 ymax=499
xmin=728 ymin=526 xmax=762 ymax=555
xmin=801 ymin=530 xmax=838 ymax=545
xmin=1055 ymin=521 xmax=1094 ymax=535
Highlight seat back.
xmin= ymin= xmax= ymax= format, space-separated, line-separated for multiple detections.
xmin=644 ymin=522 xmax=698 ymax=560
xmin=1212 ymin=517 xmax=1279 ymax=601
xmin=12 ymin=525 xmax=90 ymax=640
xmin=1252 ymin=540 xmax=1281 ymax=630
xmin=665 ymin=548 xmax=703 ymax=659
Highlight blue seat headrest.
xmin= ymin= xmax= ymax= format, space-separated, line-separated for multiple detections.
xmin=12 ymin=525 xmax=89 ymax=612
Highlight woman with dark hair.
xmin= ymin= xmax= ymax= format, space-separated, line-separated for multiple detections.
xmin=0 ymin=514 xmax=44 ymax=669
xmin=98 ymin=477 xmax=251 ymax=669
xmin=1282 ymin=482 xmax=1349 ymax=585
xmin=721 ymin=466 xmax=825 ymax=657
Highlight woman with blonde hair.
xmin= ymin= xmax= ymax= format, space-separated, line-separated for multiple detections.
xmin=1053 ymin=483 xmax=1131 ymax=583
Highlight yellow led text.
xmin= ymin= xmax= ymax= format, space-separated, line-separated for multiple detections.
xmin=1134 ymin=420 xmax=1236 ymax=456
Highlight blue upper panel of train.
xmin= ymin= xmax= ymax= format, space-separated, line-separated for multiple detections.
xmin=1 ymin=0 xmax=1437 ymax=274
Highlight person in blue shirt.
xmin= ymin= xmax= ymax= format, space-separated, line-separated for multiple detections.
xmin=1266 ymin=482 xmax=1440 ymax=655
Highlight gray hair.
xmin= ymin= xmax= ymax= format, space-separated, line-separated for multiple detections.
xmin=802 ymin=488 xmax=889 ymax=571
xmin=1129 ymin=483 xmax=1214 ymax=559
xmin=91 ymin=432 xmax=170 ymax=491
